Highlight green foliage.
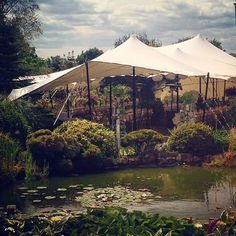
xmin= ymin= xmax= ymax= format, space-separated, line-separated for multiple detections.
xmin=27 ymin=129 xmax=68 ymax=167
xmin=212 ymin=130 xmax=229 ymax=153
xmin=168 ymin=123 xmax=216 ymax=156
xmin=27 ymin=119 xmax=117 ymax=174
xmin=18 ymin=99 xmax=55 ymax=131
xmin=229 ymin=128 xmax=236 ymax=152
xmin=0 ymin=99 xmax=31 ymax=144
xmin=1 ymin=208 xmax=236 ymax=236
xmin=0 ymin=132 xmax=19 ymax=180
xmin=76 ymin=47 xmax=103 ymax=64
xmin=122 ymin=129 xmax=164 ymax=159
xmin=55 ymin=119 xmax=117 ymax=159
xmin=180 ymin=90 xmax=199 ymax=104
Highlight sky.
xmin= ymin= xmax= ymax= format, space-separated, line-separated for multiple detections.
xmin=34 ymin=0 xmax=236 ymax=58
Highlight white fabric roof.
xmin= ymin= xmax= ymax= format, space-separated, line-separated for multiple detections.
xmin=156 ymin=34 xmax=236 ymax=79
xmin=8 ymin=34 xmax=236 ymax=101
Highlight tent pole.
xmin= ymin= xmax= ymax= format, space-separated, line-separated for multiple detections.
xmin=199 ymin=77 xmax=202 ymax=95
xmin=109 ymin=79 xmax=113 ymax=128
xmin=212 ymin=78 xmax=215 ymax=98
xmin=85 ymin=61 xmax=92 ymax=120
xmin=215 ymin=79 xmax=218 ymax=99
xmin=202 ymin=73 xmax=210 ymax=122
xmin=223 ymin=80 xmax=227 ymax=101
xmin=176 ymin=75 xmax=179 ymax=112
xmin=132 ymin=66 xmax=137 ymax=130
xmin=66 ymin=85 xmax=70 ymax=119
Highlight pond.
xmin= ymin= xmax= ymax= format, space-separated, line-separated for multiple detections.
xmin=0 ymin=167 xmax=236 ymax=219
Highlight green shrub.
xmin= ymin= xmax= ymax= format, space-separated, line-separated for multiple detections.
xmin=122 ymin=129 xmax=164 ymax=159
xmin=18 ymin=100 xmax=56 ymax=131
xmin=0 ymin=132 xmax=19 ymax=180
xmin=26 ymin=129 xmax=68 ymax=168
xmin=55 ymin=119 xmax=117 ymax=159
xmin=168 ymin=122 xmax=216 ymax=156
xmin=212 ymin=130 xmax=229 ymax=153
xmin=229 ymin=128 xmax=236 ymax=152
xmin=0 ymin=99 xmax=31 ymax=144
xmin=27 ymin=119 xmax=117 ymax=175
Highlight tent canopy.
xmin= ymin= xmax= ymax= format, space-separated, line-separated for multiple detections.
xmin=8 ymin=34 xmax=236 ymax=101
xmin=156 ymin=34 xmax=236 ymax=79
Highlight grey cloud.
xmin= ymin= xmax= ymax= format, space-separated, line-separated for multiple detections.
xmin=34 ymin=0 xmax=236 ymax=57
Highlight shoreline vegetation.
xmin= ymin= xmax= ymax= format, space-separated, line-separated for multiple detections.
xmin=0 ymin=206 xmax=236 ymax=235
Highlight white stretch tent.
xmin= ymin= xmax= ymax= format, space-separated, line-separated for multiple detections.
xmin=156 ymin=34 xmax=236 ymax=79
xmin=8 ymin=34 xmax=236 ymax=101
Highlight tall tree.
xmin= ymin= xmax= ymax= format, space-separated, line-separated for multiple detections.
xmin=0 ymin=0 xmax=42 ymax=93
xmin=0 ymin=0 xmax=41 ymax=40
xmin=114 ymin=32 xmax=162 ymax=48
xmin=76 ymin=48 xmax=103 ymax=64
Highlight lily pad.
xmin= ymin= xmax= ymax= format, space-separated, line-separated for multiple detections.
xmin=33 ymin=200 xmax=42 ymax=203
xmin=83 ymin=187 xmax=94 ymax=191
xmin=59 ymin=196 xmax=66 ymax=199
xmin=57 ymin=188 xmax=67 ymax=192
xmin=27 ymin=190 xmax=39 ymax=194
xmin=69 ymin=185 xmax=78 ymax=188
xmin=45 ymin=196 xmax=56 ymax=200
xmin=18 ymin=187 xmax=28 ymax=191
xmin=36 ymin=186 xmax=47 ymax=190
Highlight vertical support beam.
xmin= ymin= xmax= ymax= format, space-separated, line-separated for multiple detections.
xmin=176 ymin=75 xmax=179 ymax=112
xmin=109 ymin=79 xmax=113 ymax=128
xmin=170 ymin=89 xmax=173 ymax=111
xmin=223 ymin=80 xmax=227 ymax=101
xmin=215 ymin=79 xmax=218 ymax=99
xmin=132 ymin=66 xmax=137 ymax=130
xmin=199 ymin=77 xmax=202 ymax=95
xmin=66 ymin=85 xmax=70 ymax=119
xmin=85 ymin=62 xmax=92 ymax=120
xmin=202 ymin=73 xmax=210 ymax=122
xmin=212 ymin=78 xmax=215 ymax=98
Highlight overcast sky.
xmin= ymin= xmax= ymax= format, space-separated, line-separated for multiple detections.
xmin=34 ymin=0 xmax=236 ymax=58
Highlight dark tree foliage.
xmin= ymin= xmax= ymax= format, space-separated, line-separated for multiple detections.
xmin=0 ymin=23 xmax=23 ymax=92
xmin=0 ymin=0 xmax=42 ymax=40
xmin=76 ymin=48 xmax=103 ymax=64
xmin=0 ymin=0 xmax=42 ymax=93
xmin=114 ymin=32 xmax=162 ymax=48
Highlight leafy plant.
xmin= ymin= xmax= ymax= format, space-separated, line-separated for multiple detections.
xmin=167 ymin=122 xmax=216 ymax=156
xmin=0 ymin=132 xmax=19 ymax=182
xmin=122 ymin=129 xmax=164 ymax=160
xmin=0 ymin=98 xmax=31 ymax=144
xmin=212 ymin=130 xmax=229 ymax=153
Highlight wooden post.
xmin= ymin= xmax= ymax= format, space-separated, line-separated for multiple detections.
xmin=170 ymin=89 xmax=173 ymax=111
xmin=223 ymin=80 xmax=227 ymax=101
xmin=176 ymin=75 xmax=179 ymax=112
xmin=85 ymin=62 xmax=92 ymax=120
xmin=202 ymin=73 xmax=210 ymax=122
xmin=199 ymin=77 xmax=202 ymax=95
xmin=132 ymin=66 xmax=137 ymax=130
xmin=215 ymin=79 xmax=218 ymax=99
xmin=66 ymin=85 xmax=70 ymax=119
xmin=109 ymin=79 xmax=113 ymax=128
xmin=212 ymin=78 xmax=215 ymax=98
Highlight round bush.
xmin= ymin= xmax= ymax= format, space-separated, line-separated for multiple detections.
xmin=55 ymin=119 xmax=117 ymax=159
xmin=122 ymin=129 xmax=164 ymax=159
xmin=167 ymin=123 xmax=216 ymax=156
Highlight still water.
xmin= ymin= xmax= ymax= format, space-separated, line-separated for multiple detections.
xmin=0 ymin=167 xmax=236 ymax=219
